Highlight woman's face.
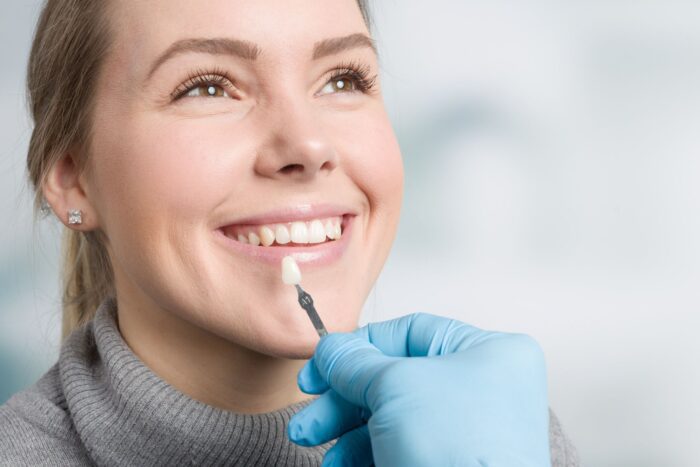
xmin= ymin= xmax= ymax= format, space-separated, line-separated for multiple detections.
xmin=83 ymin=0 xmax=403 ymax=357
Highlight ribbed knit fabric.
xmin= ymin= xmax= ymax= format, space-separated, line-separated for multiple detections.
xmin=0 ymin=297 xmax=579 ymax=466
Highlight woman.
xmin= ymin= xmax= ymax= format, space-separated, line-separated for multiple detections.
xmin=1 ymin=0 xmax=578 ymax=465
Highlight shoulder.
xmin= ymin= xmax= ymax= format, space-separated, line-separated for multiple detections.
xmin=549 ymin=408 xmax=580 ymax=467
xmin=0 ymin=364 xmax=93 ymax=466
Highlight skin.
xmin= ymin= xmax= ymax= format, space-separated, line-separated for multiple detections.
xmin=43 ymin=0 xmax=403 ymax=414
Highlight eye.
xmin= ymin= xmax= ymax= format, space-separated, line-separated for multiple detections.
xmin=318 ymin=62 xmax=378 ymax=96
xmin=171 ymin=69 xmax=238 ymax=101
xmin=184 ymin=84 xmax=231 ymax=98
xmin=319 ymin=76 xmax=359 ymax=94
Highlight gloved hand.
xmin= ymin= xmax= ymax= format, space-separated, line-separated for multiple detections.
xmin=287 ymin=312 xmax=550 ymax=467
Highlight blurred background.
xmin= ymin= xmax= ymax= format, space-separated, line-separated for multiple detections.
xmin=2 ymin=1 xmax=699 ymax=465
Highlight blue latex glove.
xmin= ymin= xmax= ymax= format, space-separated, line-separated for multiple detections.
xmin=287 ymin=312 xmax=550 ymax=467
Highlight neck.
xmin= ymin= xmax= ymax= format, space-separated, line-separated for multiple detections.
xmin=114 ymin=287 xmax=310 ymax=414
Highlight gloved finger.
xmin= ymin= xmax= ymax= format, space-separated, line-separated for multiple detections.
xmin=313 ymin=332 xmax=396 ymax=409
xmin=298 ymin=314 xmax=468 ymax=393
xmin=353 ymin=312 xmax=496 ymax=357
xmin=321 ymin=424 xmax=373 ymax=467
xmin=288 ymin=389 xmax=371 ymax=446
xmin=297 ymin=357 xmax=329 ymax=394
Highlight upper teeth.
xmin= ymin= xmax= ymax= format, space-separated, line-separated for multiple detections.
xmin=224 ymin=216 xmax=343 ymax=246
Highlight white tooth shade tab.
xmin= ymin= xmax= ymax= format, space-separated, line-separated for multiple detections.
xmin=282 ymin=256 xmax=302 ymax=285
xmin=224 ymin=215 xmax=344 ymax=246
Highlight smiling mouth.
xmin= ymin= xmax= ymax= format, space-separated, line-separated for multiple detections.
xmin=221 ymin=215 xmax=346 ymax=247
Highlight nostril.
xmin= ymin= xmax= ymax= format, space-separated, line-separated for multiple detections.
xmin=280 ymin=164 xmax=304 ymax=174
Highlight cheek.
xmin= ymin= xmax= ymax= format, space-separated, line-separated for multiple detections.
xmin=92 ymin=116 xmax=243 ymax=226
xmin=342 ymin=113 xmax=404 ymax=224
xmin=332 ymin=111 xmax=404 ymax=292
xmin=340 ymin=111 xmax=404 ymax=208
xmin=87 ymin=113 xmax=259 ymax=323
xmin=365 ymin=126 xmax=404 ymax=206
xmin=87 ymin=114 xmax=248 ymax=297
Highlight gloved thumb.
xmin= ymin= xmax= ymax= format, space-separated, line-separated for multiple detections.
xmin=307 ymin=332 xmax=396 ymax=410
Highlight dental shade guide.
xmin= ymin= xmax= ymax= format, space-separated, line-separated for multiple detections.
xmin=294 ymin=284 xmax=328 ymax=338
xmin=282 ymin=256 xmax=328 ymax=338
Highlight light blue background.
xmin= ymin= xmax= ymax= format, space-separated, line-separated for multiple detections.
xmin=2 ymin=1 xmax=700 ymax=466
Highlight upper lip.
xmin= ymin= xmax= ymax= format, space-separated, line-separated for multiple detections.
xmin=217 ymin=203 xmax=356 ymax=228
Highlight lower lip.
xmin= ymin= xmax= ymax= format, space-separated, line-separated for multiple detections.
xmin=214 ymin=215 xmax=355 ymax=267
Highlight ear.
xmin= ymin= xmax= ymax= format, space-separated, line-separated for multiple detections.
xmin=42 ymin=151 xmax=99 ymax=231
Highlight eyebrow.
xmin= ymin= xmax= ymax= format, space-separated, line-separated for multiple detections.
xmin=312 ymin=33 xmax=377 ymax=60
xmin=146 ymin=33 xmax=377 ymax=81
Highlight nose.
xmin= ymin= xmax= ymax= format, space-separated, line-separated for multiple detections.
xmin=254 ymin=103 xmax=338 ymax=182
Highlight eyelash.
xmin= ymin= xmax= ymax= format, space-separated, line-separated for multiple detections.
xmin=170 ymin=61 xmax=378 ymax=101
xmin=171 ymin=67 xmax=234 ymax=101
xmin=328 ymin=60 xmax=378 ymax=95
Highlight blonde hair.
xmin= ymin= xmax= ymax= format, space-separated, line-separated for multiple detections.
xmin=26 ymin=0 xmax=373 ymax=341
xmin=27 ymin=0 xmax=113 ymax=341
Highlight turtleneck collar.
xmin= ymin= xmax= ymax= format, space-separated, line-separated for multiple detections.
xmin=59 ymin=296 xmax=332 ymax=466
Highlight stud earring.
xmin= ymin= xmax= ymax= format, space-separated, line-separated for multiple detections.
xmin=67 ymin=209 xmax=83 ymax=225
xmin=40 ymin=199 xmax=52 ymax=218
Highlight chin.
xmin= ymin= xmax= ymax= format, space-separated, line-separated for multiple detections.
xmin=246 ymin=330 xmax=320 ymax=359
xmin=243 ymin=313 xmax=358 ymax=360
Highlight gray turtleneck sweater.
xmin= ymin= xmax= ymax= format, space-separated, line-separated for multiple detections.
xmin=0 ymin=298 xmax=579 ymax=466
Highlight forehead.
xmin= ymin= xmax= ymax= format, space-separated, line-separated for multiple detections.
xmin=108 ymin=0 xmax=368 ymax=72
